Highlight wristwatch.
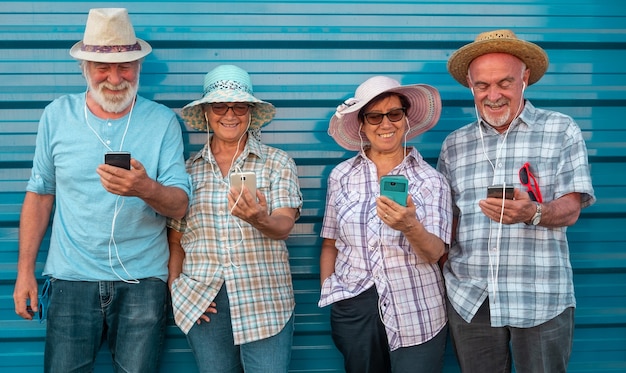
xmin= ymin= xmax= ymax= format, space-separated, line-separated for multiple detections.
xmin=530 ymin=202 xmax=542 ymax=226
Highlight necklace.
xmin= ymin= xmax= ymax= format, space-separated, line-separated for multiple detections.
xmin=83 ymin=94 xmax=135 ymax=152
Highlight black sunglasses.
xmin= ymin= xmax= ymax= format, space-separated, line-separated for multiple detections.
xmin=210 ymin=103 xmax=252 ymax=116
xmin=363 ymin=108 xmax=406 ymax=125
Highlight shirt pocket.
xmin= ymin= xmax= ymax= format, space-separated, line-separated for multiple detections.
xmin=334 ymin=189 xmax=367 ymax=247
xmin=257 ymin=175 xmax=271 ymax=209
xmin=527 ymin=160 xmax=557 ymax=203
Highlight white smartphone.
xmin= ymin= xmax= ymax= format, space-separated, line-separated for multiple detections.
xmin=229 ymin=172 xmax=257 ymax=195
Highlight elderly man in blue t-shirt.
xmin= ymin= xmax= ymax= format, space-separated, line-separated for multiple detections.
xmin=13 ymin=8 xmax=191 ymax=372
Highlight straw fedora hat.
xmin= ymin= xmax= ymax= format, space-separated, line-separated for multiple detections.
xmin=447 ymin=29 xmax=549 ymax=87
xmin=181 ymin=65 xmax=276 ymax=131
xmin=328 ymin=76 xmax=441 ymax=151
xmin=70 ymin=8 xmax=152 ymax=63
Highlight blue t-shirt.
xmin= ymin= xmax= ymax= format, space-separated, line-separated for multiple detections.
xmin=27 ymin=93 xmax=191 ymax=282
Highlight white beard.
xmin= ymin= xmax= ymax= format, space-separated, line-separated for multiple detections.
xmin=88 ymin=78 xmax=138 ymax=114
xmin=481 ymin=99 xmax=511 ymax=128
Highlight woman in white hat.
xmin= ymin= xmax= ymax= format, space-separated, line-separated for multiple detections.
xmin=167 ymin=65 xmax=303 ymax=372
xmin=318 ymin=76 xmax=453 ymax=372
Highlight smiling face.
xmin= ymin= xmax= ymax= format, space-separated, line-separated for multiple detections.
xmin=359 ymin=94 xmax=407 ymax=154
xmin=203 ymin=102 xmax=251 ymax=144
xmin=84 ymin=60 xmax=140 ymax=115
xmin=467 ymin=52 xmax=530 ymax=132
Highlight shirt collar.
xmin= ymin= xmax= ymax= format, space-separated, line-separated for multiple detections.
xmin=352 ymin=146 xmax=422 ymax=169
xmin=478 ymin=99 xmax=539 ymax=133
xmin=191 ymin=132 xmax=265 ymax=164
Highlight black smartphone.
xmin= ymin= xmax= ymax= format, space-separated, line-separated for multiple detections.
xmin=105 ymin=152 xmax=131 ymax=170
xmin=487 ymin=185 xmax=514 ymax=199
xmin=380 ymin=175 xmax=409 ymax=206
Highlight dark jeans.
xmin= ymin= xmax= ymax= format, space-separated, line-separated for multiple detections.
xmin=447 ymin=298 xmax=574 ymax=373
xmin=331 ymin=286 xmax=447 ymax=373
xmin=44 ymin=278 xmax=168 ymax=373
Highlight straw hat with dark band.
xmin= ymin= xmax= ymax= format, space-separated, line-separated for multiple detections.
xmin=447 ymin=29 xmax=549 ymax=87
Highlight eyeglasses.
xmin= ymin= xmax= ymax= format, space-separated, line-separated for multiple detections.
xmin=210 ymin=103 xmax=252 ymax=116
xmin=363 ymin=108 xmax=406 ymax=125
xmin=38 ymin=278 xmax=51 ymax=323
xmin=519 ymin=162 xmax=543 ymax=203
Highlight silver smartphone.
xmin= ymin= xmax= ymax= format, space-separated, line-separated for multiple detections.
xmin=229 ymin=171 xmax=256 ymax=195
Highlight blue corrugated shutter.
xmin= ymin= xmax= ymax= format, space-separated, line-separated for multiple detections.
xmin=1 ymin=1 xmax=625 ymax=372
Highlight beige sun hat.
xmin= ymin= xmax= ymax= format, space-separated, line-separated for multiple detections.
xmin=447 ymin=29 xmax=549 ymax=87
xmin=69 ymin=8 xmax=152 ymax=63
xmin=328 ymin=76 xmax=441 ymax=151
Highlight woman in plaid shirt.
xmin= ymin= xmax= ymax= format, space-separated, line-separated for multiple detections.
xmin=319 ymin=76 xmax=452 ymax=373
xmin=167 ymin=65 xmax=303 ymax=373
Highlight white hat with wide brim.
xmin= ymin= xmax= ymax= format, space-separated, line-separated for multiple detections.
xmin=328 ymin=76 xmax=441 ymax=151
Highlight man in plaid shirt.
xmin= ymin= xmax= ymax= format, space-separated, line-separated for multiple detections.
xmin=438 ymin=29 xmax=595 ymax=373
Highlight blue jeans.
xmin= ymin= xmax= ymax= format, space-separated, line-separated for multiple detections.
xmin=447 ymin=298 xmax=574 ymax=373
xmin=185 ymin=285 xmax=294 ymax=373
xmin=44 ymin=278 xmax=168 ymax=373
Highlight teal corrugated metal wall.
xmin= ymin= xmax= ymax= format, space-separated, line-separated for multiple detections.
xmin=1 ymin=1 xmax=625 ymax=372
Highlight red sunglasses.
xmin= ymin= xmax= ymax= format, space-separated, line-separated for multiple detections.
xmin=518 ymin=162 xmax=543 ymax=203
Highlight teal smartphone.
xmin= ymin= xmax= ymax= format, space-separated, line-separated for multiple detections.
xmin=380 ymin=175 xmax=408 ymax=206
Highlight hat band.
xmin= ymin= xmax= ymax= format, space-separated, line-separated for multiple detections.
xmin=81 ymin=42 xmax=142 ymax=54
xmin=204 ymin=80 xmax=253 ymax=96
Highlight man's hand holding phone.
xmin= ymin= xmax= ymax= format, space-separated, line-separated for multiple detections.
xmin=98 ymin=153 xmax=150 ymax=197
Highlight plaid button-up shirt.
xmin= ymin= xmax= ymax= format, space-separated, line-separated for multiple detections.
xmin=437 ymin=101 xmax=595 ymax=327
xmin=319 ymin=147 xmax=452 ymax=351
xmin=169 ymin=135 xmax=302 ymax=343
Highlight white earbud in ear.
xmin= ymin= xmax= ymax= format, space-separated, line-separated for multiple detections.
xmin=471 ymin=87 xmax=475 ymax=96
xmin=522 ymin=82 xmax=526 ymax=93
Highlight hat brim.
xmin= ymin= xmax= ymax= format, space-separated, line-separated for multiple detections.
xmin=181 ymin=90 xmax=276 ymax=131
xmin=447 ymin=38 xmax=548 ymax=87
xmin=69 ymin=39 xmax=152 ymax=63
xmin=329 ymin=84 xmax=441 ymax=151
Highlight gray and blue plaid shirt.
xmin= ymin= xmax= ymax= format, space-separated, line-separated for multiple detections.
xmin=437 ymin=100 xmax=595 ymax=327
